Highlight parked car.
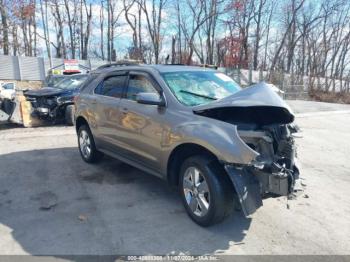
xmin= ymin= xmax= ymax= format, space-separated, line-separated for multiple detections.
xmin=24 ymin=74 xmax=89 ymax=125
xmin=0 ymin=82 xmax=16 ymax=100
xmin=74 ymin=64 xmax=301 ymax=226
xmin=43 ymin=74 xmax=67 ymax=88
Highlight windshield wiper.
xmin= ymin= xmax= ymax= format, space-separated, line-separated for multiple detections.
xmin=179 ymin=90 xmax=217 ymax=100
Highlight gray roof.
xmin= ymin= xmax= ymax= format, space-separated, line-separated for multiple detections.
xmin=93 ymin=64 xmax=214 ymax=74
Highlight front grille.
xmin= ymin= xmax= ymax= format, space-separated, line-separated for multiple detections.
xmin=26 ymin=96 xmax=57 ymax=109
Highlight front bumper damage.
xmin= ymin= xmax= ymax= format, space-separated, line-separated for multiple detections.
xmin=225 ymin=161 xmax=300 ymax=216
xmin=225 ymin=124 xmax=301 ymax=217
xmin=224 ymin=166 xmax=262 ymax=216
xmin=193 ymin=82 xmax=302 ymax=216
xmin=24 ymin=95 xmax=71 ymax=122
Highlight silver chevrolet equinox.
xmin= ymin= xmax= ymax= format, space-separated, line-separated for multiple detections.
xmin=75 ymin=64 xmax=300 ymax=226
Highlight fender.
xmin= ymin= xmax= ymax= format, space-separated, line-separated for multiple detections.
xmin=169 ymin=117 xmax=259 ymax=165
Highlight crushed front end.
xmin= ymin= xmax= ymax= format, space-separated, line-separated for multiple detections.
xmin=192 ymin=82 xmax=303 ymax=216
xmin=225 ymin=123 xmax=301 ymax=216
xmin=25 ymin=95 xmax=61 ymax=121
xmin=23 ymin=88 xmax=75 ymax=123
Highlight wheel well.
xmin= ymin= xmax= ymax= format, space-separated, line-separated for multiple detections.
xmin=57 ymin=103 xmax=73 ymax=113
xmin=75 ymin=116 xmax=88 ymax=133
xmin=167 ymin=143 xmax=219 ymax=186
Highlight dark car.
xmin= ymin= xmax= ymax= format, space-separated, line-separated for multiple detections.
xmin=43 ymin=75 xmax=67 ymax=88
xmin=75 ymin=64 xmax=301 ymax=227
xmin=24 ymin=74 xmax=89 ymax=125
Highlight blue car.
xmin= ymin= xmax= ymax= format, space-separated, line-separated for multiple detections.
xmin=24 ymin=74 xmax=89 ymax=125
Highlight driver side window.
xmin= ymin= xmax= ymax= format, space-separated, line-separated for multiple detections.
xmin=126 ymin=74 xmax=158 ymax=101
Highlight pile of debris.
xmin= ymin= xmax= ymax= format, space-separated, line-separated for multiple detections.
xmin=0 ymin=90 xmax=43 ymax=127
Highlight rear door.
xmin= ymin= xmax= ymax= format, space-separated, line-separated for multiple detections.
xmin=93 ymin=72 xmax=128 ymax=151
xmin=116 ymin=71 xmax=166 ymax=172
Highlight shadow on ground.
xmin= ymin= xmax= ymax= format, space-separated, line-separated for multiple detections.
xmin=0 ymin=122 xmax=21 ymax=130
xmin=0 ymin=147 xmax=251 ymax=256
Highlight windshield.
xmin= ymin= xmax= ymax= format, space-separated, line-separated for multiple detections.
xmin=46 ymin=76 xmax=65 ymax=87
xmin=161 ymin=71 xmax=241 ymax=106
xmin=55 ymin=75 xmax=88 ymax=90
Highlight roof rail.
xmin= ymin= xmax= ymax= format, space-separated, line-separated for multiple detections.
xmin=163 ymin=63 xmax=217 ymax=69
xmin=97 ymin=60 xmax=142 ymax=69
xmin=164 ymin=63 xmax=187 ymax=66
xmin=198 ymin=64 xmax=218 ymax=69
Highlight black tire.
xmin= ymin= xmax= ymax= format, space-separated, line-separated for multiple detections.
xmin=65 ymin=105 xmax=75 ymax=126
xmin=179 ymin=155 xmax=234 ymax=227
xmin=77 ymin=125 xmax=103 ymax=163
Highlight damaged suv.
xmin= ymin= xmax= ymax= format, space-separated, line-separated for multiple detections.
xmin=75 ymin=64 xmax=300 ymax=226
xmin=24 ymin=74 xmax=88 ymax=125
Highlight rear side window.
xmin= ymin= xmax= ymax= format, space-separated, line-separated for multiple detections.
xmin=95 ymin=75 xmax=127 ymax=98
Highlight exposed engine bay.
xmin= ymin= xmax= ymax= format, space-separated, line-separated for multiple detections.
xmin=237 ymin=123 xmax=300 ymax=196
xmin=21 ymin=74 xmax=88 ymax=125
xmin=198 ymin=112 xmax=301 ymax=216
xmin=24 ymin=94 xmax=67 ymax=122
xmin=23 ymin=87 xmax=76 ymax=125
xmin=197 ymin=110 xmax=301 ymax=216
xmin=193 ymin=83 xmax=301 ymax=216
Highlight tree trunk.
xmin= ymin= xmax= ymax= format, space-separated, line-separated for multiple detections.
xmin=0 ymin=0 xmax=9 ymax=55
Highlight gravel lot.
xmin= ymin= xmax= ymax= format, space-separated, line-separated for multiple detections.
xmin=0 ymin=101 xmax=350 ymax=255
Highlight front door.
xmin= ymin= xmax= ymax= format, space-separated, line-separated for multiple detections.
xmin=116 ymin=72 xmax=166 ymax=172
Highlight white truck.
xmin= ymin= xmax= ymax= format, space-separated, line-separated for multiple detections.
xmin=0 ymin=82 xmax=21 ymax=124
xmin=0 ymin=82 xmax=16 ymax=100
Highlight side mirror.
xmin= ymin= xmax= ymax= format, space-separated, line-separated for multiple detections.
xmin=136 ymin=92 xmax=165 ymax=106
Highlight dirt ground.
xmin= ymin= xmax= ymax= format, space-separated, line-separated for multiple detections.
xmin=0 ymin=101 xmax=350 ymax=256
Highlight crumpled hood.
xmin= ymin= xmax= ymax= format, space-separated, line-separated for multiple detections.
xmin=193 ymin=82 xmax=295 ymax=125
xmin=24 ymin=87 xmax=64 ymax=97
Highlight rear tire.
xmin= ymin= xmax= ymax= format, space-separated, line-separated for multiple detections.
xmin=65 ymin=105 xmax=75 ymax=126
xmin=78 ymin=125 xmax=103 ymax=163
xmin=179 ymin=155 xmax=234 ymax=227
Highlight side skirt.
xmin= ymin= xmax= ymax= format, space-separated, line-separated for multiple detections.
xmin=99 ymin=148 xmax=165 ymax=180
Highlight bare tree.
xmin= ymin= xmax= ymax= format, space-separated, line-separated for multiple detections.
xmin=138 ymin=0 xmax=167 ymax=63
xmin=0 ymin=0 xmax=9 ymax=55
xmin=252 ymin=0 xmax=267 ymax=70
xmin=81 ymin=0 xmax=92 ymax=60
xmin=270 ymin=0 xmax=305 ymax=71
xmin=179 ymin=0 xmax=218 ymax=64
xmin=64 ymin=0 xmax=79 ymax=58
xmin=123 ymin=0 xmax=144 ymax=60
xmin=51 ymin=0 xmax=66 ymax=58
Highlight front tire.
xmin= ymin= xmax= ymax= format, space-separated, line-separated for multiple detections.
xmin=179 ymin=155 xmax=234 ymax=227
xmin=78 ymin=125 xmax=103 ymax=163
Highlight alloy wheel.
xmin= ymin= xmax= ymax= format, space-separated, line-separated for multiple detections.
xmin=183 ymin=166 xmax=210 ymax=217
xmin=79 ymin=130 xmax=91 ymax=159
